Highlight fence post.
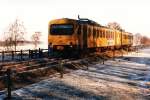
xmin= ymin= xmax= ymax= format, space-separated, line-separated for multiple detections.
xmin=31 ymin=50 xmax=33 ymax=59
xmin=38 ymin=48 xmax=41 ymax=58
xmin=41 ymin=49 xmax=43 ymax=58
xmin=60 ymin=60 xmax=64 ymax=78
xmin=102 ymin=53 xmax=104 ymax=64
xmin=20 ymin=50 xmax=23 ymax=60
xmin=121 ymin=47 xmax=123 ymax=57
xmin=29 ymin=49 xmax=31 ymax=59
xmin=2 ymin=51 xmax=4 ymax=62
xmin=6 ymin=69 xmax=12 ymax=99
xmin=113 ymin=48 xmax=115 ymax=61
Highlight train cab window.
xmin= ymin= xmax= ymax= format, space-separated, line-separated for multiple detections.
xmin=50 ymin=24 xmax=74 ymax=35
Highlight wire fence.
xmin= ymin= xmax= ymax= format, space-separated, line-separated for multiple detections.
xmin=0 ymin=48 xmax=49 ymax=62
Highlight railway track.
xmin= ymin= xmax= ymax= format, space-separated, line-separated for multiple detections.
xmin=0 ymin=49 xmax=125 ymax=97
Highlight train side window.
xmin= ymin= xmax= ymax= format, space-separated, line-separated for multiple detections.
xmin=97 ymin=29 xmax=99 ymax=38
xmin=99 ymin=29 xmax=100 ymax=37
xmin=109 ymin=31 xmax=110 ymax=38
xmin=107 ymin=31 xmax=109 ymax=39
xmin=88 ymin=27 xmax=91 ymax=37
xmin=101 ymin=30 xmax=103 ymax=38
xmin=99 ymin=30 xmax=101 ymax=38
xmin=107 ymin=31 xmax=109 ymax=38
xmin=110 ymin=32 xmax=112 ymax=39
xmin=102 ymin=30 xmax=104 ymax=38
xmin=112 ymin=32 xmax=114 ymax=39
xmin=109 ymin=31 xmax=111 ymax=39
xmin=93 ymin=28 xmax=96 ymax=38
xmin=103 ymin=29 xmax=105 ymax=38
xmin=109 ymin=31 xmax=111 ymax=38
xmin=104 ymin=30 xmax=106 ymax=38
xmin=106 ymin=30 xmax=108 ymax=38
xmin=91 ymin=28 xmax=92 ymax=36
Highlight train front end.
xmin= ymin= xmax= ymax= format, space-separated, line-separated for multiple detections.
xmin=48 ymin=18 xmax=78 ymax=51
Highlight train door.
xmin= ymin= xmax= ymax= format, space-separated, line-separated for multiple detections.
xmin=83 ymin=25 xmax=88 ymax=49
xmin=77 ymin=24 xmax=82 ymax=50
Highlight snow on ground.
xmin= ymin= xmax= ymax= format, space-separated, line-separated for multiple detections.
xmin=1 ymin=48 xmax=150 ymax=100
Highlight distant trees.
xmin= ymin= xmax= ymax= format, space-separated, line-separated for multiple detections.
xmin=141 ymin=36 xmax=150 ymax=46
xmin=31 ymin=32 xmax=41 ymax=49
xmin=107 ymin=22 xmax=124 ymax=31
xmin=3 ymin=19 xmax=26 ymax=51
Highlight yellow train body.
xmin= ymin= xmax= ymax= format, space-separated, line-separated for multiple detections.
xmin=48 ymin=18 xmax=133 ymax=51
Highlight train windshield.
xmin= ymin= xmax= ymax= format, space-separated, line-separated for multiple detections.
xmin=50 ymin=24 xmax=73 ymax=35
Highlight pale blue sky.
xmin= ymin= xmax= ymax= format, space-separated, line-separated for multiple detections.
xmin=0 ymin=0 xmax=150 ymax=41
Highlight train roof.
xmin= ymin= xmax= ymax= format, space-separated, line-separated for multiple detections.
xmin=77 ymin=18 xmax=101 ymax=26
xmin=49 ymin=18 xmax=77 ymax=24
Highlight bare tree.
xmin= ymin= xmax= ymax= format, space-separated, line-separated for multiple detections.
xmin=31 ymin=32 xmax=41 ymax=49
xmin=133 ymin=33 xmax=142 ymax=46
xmin=141 ymin=36 xmax=150 ymax=46
xmin=107 ymin=22 xmax=124 ymax=31
xmin=3 ymin=18 xmax=26 ymax=51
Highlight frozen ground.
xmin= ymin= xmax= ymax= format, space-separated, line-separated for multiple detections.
xmin=1 ymin=48 xmax=150 ymax=100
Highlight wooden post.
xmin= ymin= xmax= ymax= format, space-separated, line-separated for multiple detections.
xmin=41 ymin=49 xmax=43 ymax=58
xmin=121 ymin=47 xmax=123 ymax=57
xmin=2 ymin=51 xmax=4 ymax=62
xmin=11 ymin=51 xmax=14 ymax=60
xmin=31 ymin=50 xmax=33 ymax=59
xmin=29 ymin=49 xmax=31 ymax=59
xmin=6 ymin=69 xmax=12 ymax=99
xmin=30 ymin=50 xmax=33 ymax=59
xmin=60 ymin=60 xmax=64 ymax=78
xmin=102 ymin=53 xmax=104 ymax=64
xmin=113 ymin=48 xmax=115 ymax=61
xmin=35 ymin=50 xmax=37 ymax=58
xmin=20 ymin=50 xmax=23 ymax=60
